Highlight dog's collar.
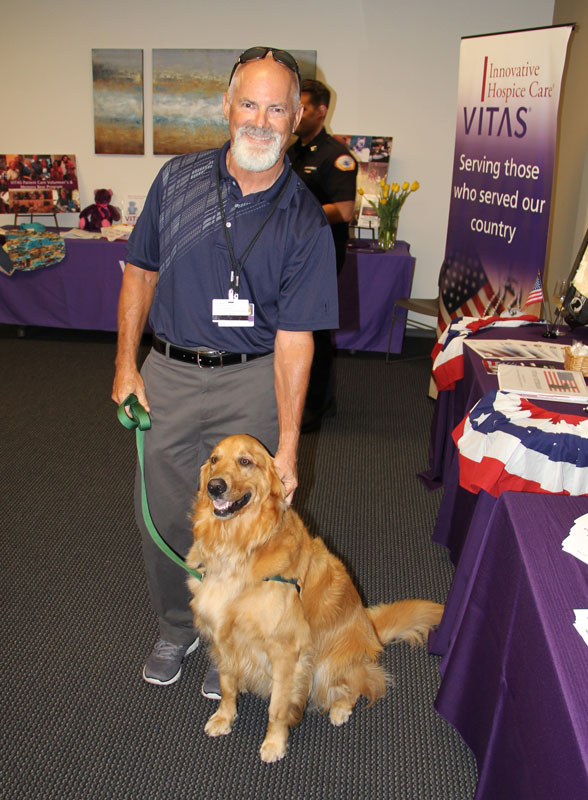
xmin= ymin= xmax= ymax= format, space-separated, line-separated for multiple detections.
xmin=263 ymin=575 xmax=300 ymax=594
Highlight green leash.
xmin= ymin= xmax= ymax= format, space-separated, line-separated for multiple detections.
xmin=117 ymin=394 xmax=203 ymax=582
xmin=117 ymin=394 xmax=299 ymax=593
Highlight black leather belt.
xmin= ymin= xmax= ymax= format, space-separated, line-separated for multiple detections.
xmin=152 ymin=335 xmax=271 ymax=368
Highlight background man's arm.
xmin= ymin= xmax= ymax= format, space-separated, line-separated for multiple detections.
xmin=321 ymin=199 xmax=355 ymax=225
xmin=273 ymin=328 xmax=314 ymax=504
xmin=111 ymin=262 xmax=158 ymax=411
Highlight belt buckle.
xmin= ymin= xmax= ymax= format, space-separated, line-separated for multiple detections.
xmin=196 ymin=350 xmax=222 ymax=368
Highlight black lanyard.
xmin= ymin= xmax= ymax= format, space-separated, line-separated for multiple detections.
xmin=216 ymin=157 xmax=292 ymax=298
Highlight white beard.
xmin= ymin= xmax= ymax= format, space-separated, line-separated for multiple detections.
xmin=231 ymin=124 xmax=282 ymax=172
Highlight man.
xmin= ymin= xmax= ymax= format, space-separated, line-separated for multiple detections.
xmin=111 ymin=48 xmax=338 ymax=691
xmin=6 ymin=159 xmax=20 ymax=182
xmin=287 ymin=79 xmax=357 ymax=431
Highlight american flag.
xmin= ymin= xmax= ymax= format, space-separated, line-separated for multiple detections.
xmin=524 ymin=272 xmax=544 ymax=307
xmin=437 ymin=248 xmax=503 ymax=337
xmin=544 ymin=369 xmax=580 ymax=393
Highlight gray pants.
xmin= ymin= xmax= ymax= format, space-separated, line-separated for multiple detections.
xmin=135 ymin=348 xmax=278 ymax=644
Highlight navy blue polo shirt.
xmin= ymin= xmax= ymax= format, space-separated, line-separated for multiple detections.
xmin=127 ymin=141 xmax=338 ymax=352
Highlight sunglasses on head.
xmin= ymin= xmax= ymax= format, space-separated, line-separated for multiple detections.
xmin=229 ymin=47 xmax=301 ymax=90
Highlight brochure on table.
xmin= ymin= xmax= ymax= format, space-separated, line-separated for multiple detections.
xmin=465 ymin=339 xmax=566 ymax=362
xmin=497 ymin=363 xmax=588 ymax=403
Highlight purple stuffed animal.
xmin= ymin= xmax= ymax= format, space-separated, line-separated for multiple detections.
xmin=79 ymin=189 xmax=121 ymax=232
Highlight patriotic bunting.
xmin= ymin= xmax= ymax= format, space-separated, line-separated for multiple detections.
xmin=431 ymin=315 xmax=537 ymax=392
xmin=453 ymin=389 xmax=588 ymax=496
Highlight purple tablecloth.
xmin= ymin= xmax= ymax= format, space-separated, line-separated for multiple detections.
xmin=0 ymin=235 xmax=415 ymax=353
xmin=429 ymin=491 xmax=588 ymax=800
xmin=333 ymin=239 xmax=415 ymax=353
xmin=0 ymin=236 xmax=128 ymax=330
xmin=421 ymin=324 xmax=588 ymax=561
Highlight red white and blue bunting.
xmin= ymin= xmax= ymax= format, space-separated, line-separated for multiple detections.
xmin=453 ymin=389 xmax=588 ymax=496
xmin=432 ymin=315 xmax=537 ymax=392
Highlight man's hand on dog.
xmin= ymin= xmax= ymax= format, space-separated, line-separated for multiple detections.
xmin=273 ymin=451 xmax=298 ymax=505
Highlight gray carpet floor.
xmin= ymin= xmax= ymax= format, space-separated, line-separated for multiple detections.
xmin=0 ymin=329 xmax=477 ymax=799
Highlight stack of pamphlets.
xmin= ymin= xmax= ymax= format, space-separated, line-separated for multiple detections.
xmin=61 ymin=228 xmax=102 ymax=239
xmin=466 ymin=339 xmax=566 ymax=375
xmin=573 ymin=610 xmax=588 ymax=647
xmin=562 ymin=513 xmax=588 ymax=646
xmin=562 ymin=512 xmax=588 ymax=564
xmin=497 ymin=363 xmax=588 ymax=403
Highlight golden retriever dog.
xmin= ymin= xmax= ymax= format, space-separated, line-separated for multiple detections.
xmin=186 ymin=434 xmax=444 ymax=763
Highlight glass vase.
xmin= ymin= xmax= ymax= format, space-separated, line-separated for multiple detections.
xmin=378 ymin=215 xmax=399 ymax=250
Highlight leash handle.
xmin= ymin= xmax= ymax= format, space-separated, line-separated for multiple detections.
xmin=117 ymin=393 xmax=151 ymax=431
xmin=117 ymin=394 xmax=202 ymax=582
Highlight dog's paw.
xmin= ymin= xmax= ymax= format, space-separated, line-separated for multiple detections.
xmin=204 ymin=711 xmax=234 ymax=737
xmin=329 ymin=704 xmax=352 ymax=727
xmin=260 ymin=737 xmax=287 ymax=763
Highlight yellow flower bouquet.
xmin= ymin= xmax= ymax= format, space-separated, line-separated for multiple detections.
xmin=358 ymin=180 xmax=420 ymax=249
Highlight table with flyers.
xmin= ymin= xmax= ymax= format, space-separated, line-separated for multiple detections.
xmin=423 ymin=323 xmax=588 ymax=799
xmin=0 ymin=235 xmax=416 ymax=352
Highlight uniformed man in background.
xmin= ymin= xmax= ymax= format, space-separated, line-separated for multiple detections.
xmin=288 ymin=79 xmax=357 ymax=431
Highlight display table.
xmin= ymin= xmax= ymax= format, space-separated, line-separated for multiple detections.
xmin=333 ymin=239 xmax=415 ymax=353
xmin=0 ymin=235 xmax=128 ymax=330
xmin=0 ymin=235 xmax=415 ymax=350
xmin=421 ymin=324 xmax=588 ymax=561
xmin=429 ymin=491 xmax=588 ymax=800
xmin=422 ymin=322 xmax=588 ymax=798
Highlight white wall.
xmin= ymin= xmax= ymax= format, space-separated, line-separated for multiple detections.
xmin=2 ymin=0 xmax=554 ymax=303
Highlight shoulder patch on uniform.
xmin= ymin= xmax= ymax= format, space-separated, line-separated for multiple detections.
xmin=334 ymin=154 xmax=356 ymax=172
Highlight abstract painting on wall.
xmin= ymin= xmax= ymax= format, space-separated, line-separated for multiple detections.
xmin=92 ymin=49 xmax=144 ymax=155
xmin=153 ymin=49 xmax=316 ymax=155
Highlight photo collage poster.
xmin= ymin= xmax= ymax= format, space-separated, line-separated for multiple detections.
xmin=334 ymin=136 xmax=392 ymax=228
xmin=0 ymin=154 xmax=80 ymax=215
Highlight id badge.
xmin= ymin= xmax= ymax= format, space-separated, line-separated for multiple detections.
xmin=212 ymin=298 xmax=255 ymax=327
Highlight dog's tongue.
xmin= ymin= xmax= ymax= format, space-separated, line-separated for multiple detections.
xmin=213 ymin=498 xmax=231 ymax=511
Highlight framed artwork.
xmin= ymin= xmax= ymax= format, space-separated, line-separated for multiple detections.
xmin=152 ymin=48 xmax=317 ymax=155
xmin=92 ymin=49 xmax=144 ymax=155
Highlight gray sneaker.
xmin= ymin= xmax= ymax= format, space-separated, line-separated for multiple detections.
xmin=142 ymin=637 xmax=199 ymax=686
xmin=201 ymin=665 xmax=221 ymax=700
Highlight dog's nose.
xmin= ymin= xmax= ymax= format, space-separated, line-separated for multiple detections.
xmin=208 ymin=478 xmax=227 ymax=497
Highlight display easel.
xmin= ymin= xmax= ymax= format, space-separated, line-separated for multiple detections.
xmin=14 ymin=212 xmax=60 ymax=230
xmin=349 ymin=224 xmax=377 ymax=241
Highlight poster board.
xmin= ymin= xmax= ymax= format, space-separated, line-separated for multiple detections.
xmin=0 ymin=154 xmax=80 ymax=215
xmin=334 ymin=136 xmax=392 ymax=227
xmin=437 ymin=25 xmax=574 ymax=333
